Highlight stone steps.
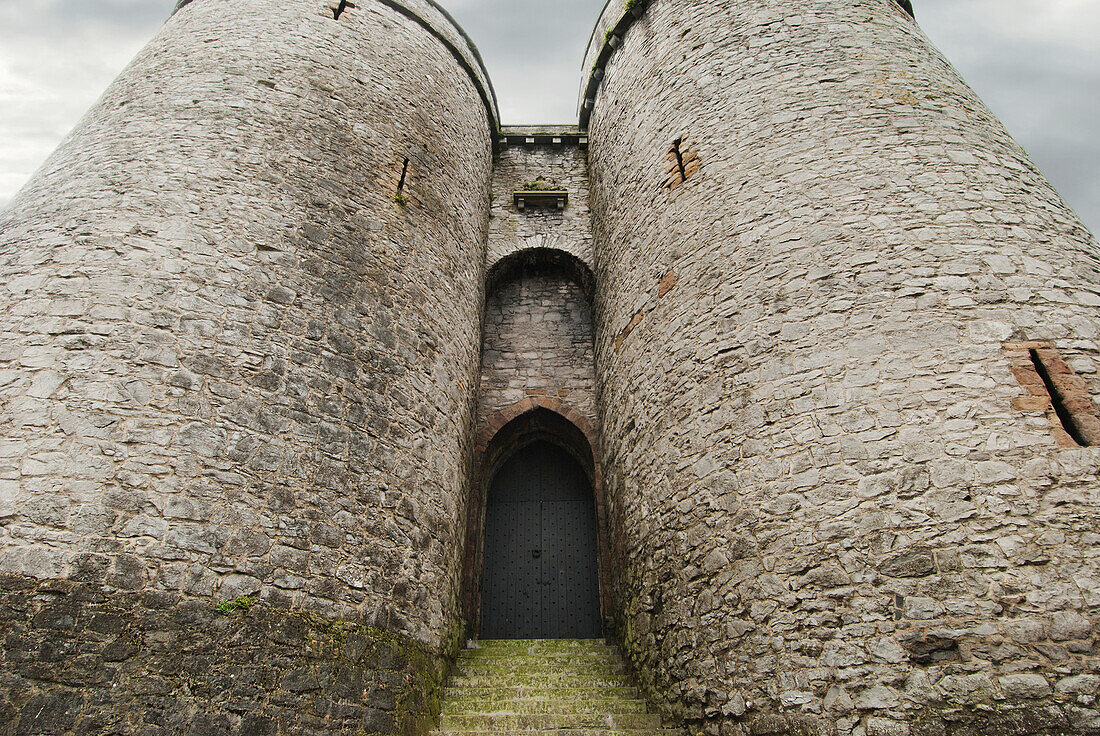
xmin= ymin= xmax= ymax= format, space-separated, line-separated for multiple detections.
xmin=440 ymin=714 xmax=664 ymax=730
xmin=454 ymin=661 xmax=629 ymax=677
xmin=433 ymin=639 xmax=675 ymax=736
xmin=443 ymin=699 xmax=649 ymax=716
xmin=448 ymin=675 xmax=637 ymax=689
xmin=444 ymin=687 xmax=643 ymax=701
xmin=456 ymin=647 xmax=625 ymax=659
xmin=464 ymin=639 xmax=618 ymax=653
xmin=436 ymin=732 xmax=681 ymax=736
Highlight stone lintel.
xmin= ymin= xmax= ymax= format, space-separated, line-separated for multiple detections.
xmin=501 ymin=126 xmax=588 ymax=148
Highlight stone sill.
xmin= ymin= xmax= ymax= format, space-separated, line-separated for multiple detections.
xmin=514 ymin=190 xmax=568 ymax=211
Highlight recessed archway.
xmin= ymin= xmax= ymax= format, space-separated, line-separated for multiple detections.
xmin=485 ymin=247 xmax=595 ymax=305
xmin=463 ymin=400 xmax=613 ymax=638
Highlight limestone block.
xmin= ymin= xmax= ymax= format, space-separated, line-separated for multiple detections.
xmin=1050 ymin=611 xmax=1094 ymax=642
xmin=853 ymin=686 xmax=901 ymax=710
xmin=999 ymin=674 xmax=1053 ymax=699
xmin=1056 ymin=675 xmax=1100 ymax=695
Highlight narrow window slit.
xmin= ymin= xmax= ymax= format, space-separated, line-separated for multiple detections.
xmin=894 ymin=0 xmax=915 ymax=19
xmin=332 ymin=1 xmax=352 ymax=20
xmin=672 ymin=138 xmax=687 ymax=180
xmin=1030 ymin=349 xmax=1092 ymax=447
xmin=664 ymin=136 xmax=700 ymax=190
xmin=397 ymin=158 xmax=410 ymax=193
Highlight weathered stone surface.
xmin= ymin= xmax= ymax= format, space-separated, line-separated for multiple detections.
xmin=0 ymin=1 xmax=494 ymax=731
xmin=1056 ymin=674 xmax=1100 ymax=695
xmin=487 ymin=132 xmax=594 ymax=274
xmin=3 ymin=0 xmax=1100 ymax=735
xmin=0 ymin=576 xmax=457 ymax=736
xmin=0 ymin=0 xmax=493 ymax=649
xmin=584 ymin=0 xmax=1100 ymax=734
xmin=1052 ymin=611 xmax=1095 ymax=642
xmin=999 ymin=674 xmax=1053 ymax=700
xmin=478 ymin=266 xmax=597 ymax=431
xmin=899 ymin=633 xmax=961 ymax=665
xmin=880 ymin=550 xmax=936 ymax=578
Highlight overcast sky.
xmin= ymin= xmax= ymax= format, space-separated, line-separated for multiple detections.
xmin=0 ymin=0 xmax=1097 ymax=234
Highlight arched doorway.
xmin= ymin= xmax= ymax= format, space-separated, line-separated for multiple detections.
xmin=464 ymin=403 xmax=612 ymax=640
xmin=480 ymin=440 xmax=601 ymax=639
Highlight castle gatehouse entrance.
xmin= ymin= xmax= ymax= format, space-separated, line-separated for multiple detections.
xmin=479 ymin=440 xmax=601 ymax=639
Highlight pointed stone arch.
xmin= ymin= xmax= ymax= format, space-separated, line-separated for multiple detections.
xmin=462 ymin=398 xmax=613 ymax=635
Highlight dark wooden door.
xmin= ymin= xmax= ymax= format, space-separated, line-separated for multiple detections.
xmin=480 ymin=441 xmax=601 ymax=639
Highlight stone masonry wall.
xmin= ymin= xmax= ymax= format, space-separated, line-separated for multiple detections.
xmin=487 ymin=134 xmax=594 ymax=274
xmin=479 ymin=133 xmax=598 ymax=432
xmin=585 ymin=1 xmax=1100 ymax=735
xmin=466 ymin=134 xmax=602 ymax=638
xmin=477 ymin=274 xmax=598 ymax=433
xmin=0 ymin=0 xmax=493 ymax=643
xmin=0 ymin=0 xmax=493 ymax=729
xmin=0 ymin=575 xmax=459 ymax=736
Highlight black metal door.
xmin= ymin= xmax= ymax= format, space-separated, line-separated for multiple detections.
xmin=480 ymin=441 xmax=601 ymax=639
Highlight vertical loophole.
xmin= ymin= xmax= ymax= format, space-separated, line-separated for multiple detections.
xmin=894 ymin=0 xmax=915 ymax=19
xmin=1030 ymin=349 xmax=1091 ymax=447
xmin=664 ymin=137 xmax=699 ymax=190
xmin=397 ymin=158 xmax=410 ymax=193
xmin=672 ymin=137 xmax=687 ymax=180
xmin=332 ymin=0 xmax=351 ymax=20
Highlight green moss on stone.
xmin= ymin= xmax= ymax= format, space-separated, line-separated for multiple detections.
xmin=522 ymin=176 xmax=561 ymax=192
xmin=213 ymin=596 xmax=256 ymax=615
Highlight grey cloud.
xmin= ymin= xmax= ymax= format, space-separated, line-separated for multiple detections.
xmin=447 ymin=0 xmax=606 ymax=122
xmin=918 ymin=0 xmax=1100 ymax=233
xmin=14 ymin=0 xmax=171 ymax=32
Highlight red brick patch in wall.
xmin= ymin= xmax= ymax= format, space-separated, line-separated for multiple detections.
xmin=664 ymin=137 xmax=700 ymax=191
xmin=615 ymin=310 xmax=645 ymax=354
xmin=615 ymin=271 xmax=679 ymax=354
xmin=657 ymin=270 xmax=678 ymax=297
xmin=1006 ymin=341 xmax=1100 ymax=447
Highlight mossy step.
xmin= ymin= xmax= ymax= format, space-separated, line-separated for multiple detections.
xmin=465 ymin=641 xmax=618 ymax=652
xmin=442 ymin=699 xmax=650 ymax=716
xmin=455 ymin=661 xmax=626 ymax=677
xmin=448 ymin=674 xmax=636 ymax=689
xmin=440 ymin=639 xmax=669 ymax=736
xmin=442 ymin=692 xmax=646 ymax=706
xmin=471 ymin=639 xmax=612 ymax=652
xmin=439 ymin=714 xmax=663 ymax=731
xmin=460 ymin=648 xmax=621 ymax=661
xmin=457 ymin=656 xmax=623 ymax=667
xmin=444 ymin=687 xmax=642 ymax=701
xmin=433 ymin=731 xmax=680 ymax=736
xmin=434 ymin=729 xmax=679 ymax=736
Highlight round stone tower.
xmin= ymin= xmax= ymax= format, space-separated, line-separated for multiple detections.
xmin=582 ymin=1 xmax=1100 ymax=734
xmin=0 ymin=0 xmax=495 ymax=731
